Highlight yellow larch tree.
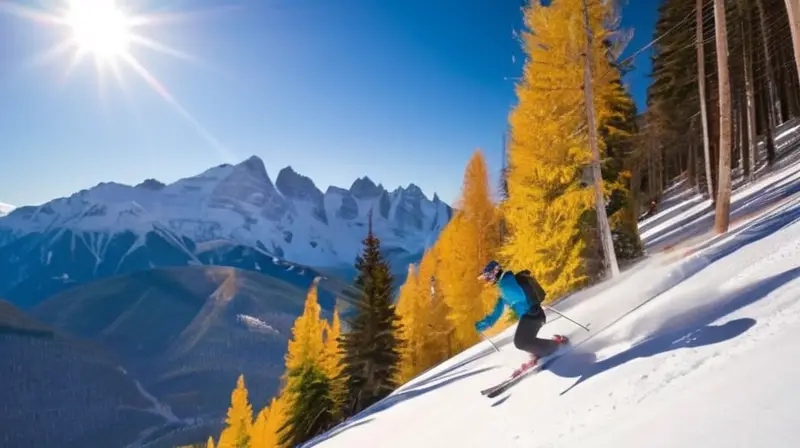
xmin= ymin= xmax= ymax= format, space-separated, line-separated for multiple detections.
xmin=284 ymin=282 xmax=326 ymax=375
xmin=417 ymin=245 xmax=454 ymax=362
xmin=436 ymin=150 xmax=501 ymax=351
xmin=321 ymin=307 xmax=346 ymax=415
xmin=250 ymin=407 xmax=269 ymax=448
xmin=502 ymin=0 xmax=630 ymax=298
xmin=206 ymin=436 xmax=215 ymax=448
xmin=217 ymin=374 xmax=254 ymax=448
xmin=249 ymin=394 xmax=289 ymax=448
xmin=394 ymin=263 xmax=426 ymax=384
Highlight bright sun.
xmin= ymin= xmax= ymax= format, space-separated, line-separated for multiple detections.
xmin=1 ymin=0 xmax=235 ymax=160
xmin=65 ymin=0 xmax=132 ymax=59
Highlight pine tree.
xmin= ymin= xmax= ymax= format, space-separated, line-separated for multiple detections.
xmin=217 ymin=374 xmax=254 ymax=448
xmin=279 ymin=364 xmax=336 ymax=447
xmin=502 ymin=0 xmax=628 ymax=297
xmin=338 ymin=213 xmax=403 ymax=417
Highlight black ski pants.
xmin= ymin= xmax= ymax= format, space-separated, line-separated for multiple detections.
xmin=513 ymin=313 xmax=559 ymax=358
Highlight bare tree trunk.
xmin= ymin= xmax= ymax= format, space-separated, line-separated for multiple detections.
xmin=714 ymin=0 xmax=733 ymax=234
xmin=581 ymin=0 xmax=619 ymax=278
xmin=785 ymin=0 xmax=800 ymax=87
xmin=737 ymin=91 xmax=745 ymax=172
xmin=697 ymin=0 xmax=715 ymax=199
xmin=688 ymin=117 xmax=698 ymax=189
xmin=741 ymin=0 xmax=757 ymax=180
xmin=755 ymin=0 xmax=783 ymax=125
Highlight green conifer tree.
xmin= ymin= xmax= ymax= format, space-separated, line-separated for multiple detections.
xmin=278 ymin=364 xmax=336 ymax=447
xmin=338 ymin=212 xmax=404 ymax=417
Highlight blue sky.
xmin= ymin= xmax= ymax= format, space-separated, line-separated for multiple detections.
xmin=0 ymin=0 xmax=658 ymax=207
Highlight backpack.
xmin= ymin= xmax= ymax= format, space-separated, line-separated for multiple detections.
xmin=513 ymin=270 xmax=546 ymax=305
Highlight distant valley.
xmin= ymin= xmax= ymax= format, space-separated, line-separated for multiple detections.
xmin=0 ymin=156 xmax=450 ymax=447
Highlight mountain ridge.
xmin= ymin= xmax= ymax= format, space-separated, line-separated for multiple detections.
xmin=0 ymin=156 xmax=450 ymax=308
xmin=0 ymin=155 xmax=451 ymax=269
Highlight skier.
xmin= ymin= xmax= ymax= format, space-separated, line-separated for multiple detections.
xmin=474 ymin=260 xmax=568 ymax=374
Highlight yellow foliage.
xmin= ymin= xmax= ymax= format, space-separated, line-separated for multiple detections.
xmin=395 ymin=243 xmax=458 ymax=385
xmin=436 ymin=150 xmax=501 ymax=351
xmin=502 ymin=0 xmax=628 ymax=298
xmin=417 ymin=245 xmax=453 ymax=361
xmin=217 ymin=375 xmax=254 ymax=448
xmin=321 ymin=307 xmax=346 ymax=413
xmin=249 ymin=395 xmax=289 ymax=448
xmin=207 ymin=436 xmax=215 ymax=448
xmin=395 ymin=263 xmax=425 ymax=384
xmin=284 ymin=282 xmax=326 ymax=375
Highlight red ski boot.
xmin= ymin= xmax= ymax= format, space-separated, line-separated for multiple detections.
xmin=512 ymin=356 xmax=539 ymax=378
xmin=553 ymin=334 xmax=569 ymax=345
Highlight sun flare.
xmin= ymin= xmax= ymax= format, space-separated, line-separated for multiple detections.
xmin=65 ymin=0 xmax=132 ymax=59
xmin=1 ymin=0 xmax=235 ymax=160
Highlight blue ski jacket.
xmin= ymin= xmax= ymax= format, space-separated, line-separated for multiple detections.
xmin=474 ymin=271 xmax=534 ymax=332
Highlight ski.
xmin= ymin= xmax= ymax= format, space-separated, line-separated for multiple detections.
xmin=480 ymin=344 xmax=574 ymax=399
xmin=480 ymin=362 xmax=543 ymax=397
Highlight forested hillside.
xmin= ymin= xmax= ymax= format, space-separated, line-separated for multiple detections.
xmin=643 ymin=0 xmax=800 ymax=221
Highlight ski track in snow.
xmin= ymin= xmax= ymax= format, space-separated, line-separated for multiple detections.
xmin=303 ymin=148 xmax=800 ymax=447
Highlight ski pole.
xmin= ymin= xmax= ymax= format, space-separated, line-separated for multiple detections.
xmin=544 ymin=305 xmax=590 ymax=332
xmin=480 ymin=331 xmax=500 ymax=352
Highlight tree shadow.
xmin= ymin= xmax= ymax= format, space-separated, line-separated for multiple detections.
xmin=549 ymin=266 xmax=800 ymax=396
xmin=313 ymin=364 xmax=495 ymax=439
xmin=646 ymin=166 xmax=800 ymax=253
xmin=397 ymin=346 xmax=497 ymax=393
xmin=608 ymin=201 xmax=800 ymax=334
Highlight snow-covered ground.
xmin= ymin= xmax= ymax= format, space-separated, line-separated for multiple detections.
xmin=304 ymin=157 xmax=800 ymax=447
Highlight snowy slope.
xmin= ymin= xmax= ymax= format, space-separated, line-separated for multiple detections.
xmin=0 ymin=156 xmax=452 ymax=269
xmin=0 ymin=201 xmax=13 ymax=217
xmin=304 ymin=160 xmax=800 ymax=447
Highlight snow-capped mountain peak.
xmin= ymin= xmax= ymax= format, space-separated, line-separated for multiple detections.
xmin=276 ymin=166 xmax=323 ymax=203
xmin=0 ymin=156 xmax=452 ymax=270
xmin=350 ymin=176 xmax=385 ymax=199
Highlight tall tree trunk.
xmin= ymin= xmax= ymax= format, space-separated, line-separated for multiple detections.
xmin=737 ymin=90 xmax=745 ymax=172
xmin=741 ymin=0 xmax=757 ymax=180
xmin=713 ymin=0 xmax=733 ymax=234
xmin=697 ymin=0 xmax=715 ymax=199
xmin=581 ymin=0 xmax=619 ymax=278
xmin=688 ymin=117 xmax=698 ymax=189
xmin=785 ymin=0 xmax=800 ymax=87
xmin=755 ymin=0 xmax=783 ymax=125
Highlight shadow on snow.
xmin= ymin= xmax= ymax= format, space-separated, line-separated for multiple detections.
xmin=301 ymin=365 xmax=496 ymax=447
xmin=550 ymin=266 xmax=800 ymax=396
xmin=645 ymin=164 xmax=800 ymax=252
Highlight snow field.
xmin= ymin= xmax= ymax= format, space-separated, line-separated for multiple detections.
xmin=304 ymin=154 xmax=800 ymax=447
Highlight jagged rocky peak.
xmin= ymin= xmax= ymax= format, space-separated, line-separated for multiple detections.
xmin=403 ymin=183 xmax=426 ymax=199
xmin=325 ymin=186 xmax=350 ymax=196
xmin=236 ymin=155 xmax=271 ymax=182
xmin=350 ymin=176 xmax=385 ymax=199
xmin=209 ymin=155 xmax=288 ymax=220
xmin=276 ymin=166 xmax=323 ymax=201
xmin=135 ymin=179 xmax=166 ymax=190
